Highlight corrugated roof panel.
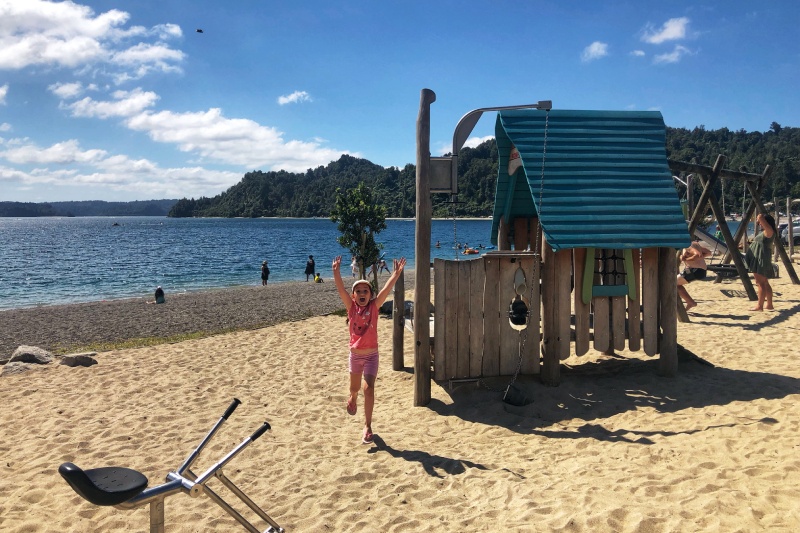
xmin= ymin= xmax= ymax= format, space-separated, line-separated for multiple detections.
xmin=491 ymin=109 xmax=690 ymax=251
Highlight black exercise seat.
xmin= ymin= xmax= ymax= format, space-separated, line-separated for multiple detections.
xmin=58 ymin=462 xmax=148 ymax=506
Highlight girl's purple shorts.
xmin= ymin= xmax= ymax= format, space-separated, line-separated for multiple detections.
xmin=349 ymin=351 xmax=379 ymax=377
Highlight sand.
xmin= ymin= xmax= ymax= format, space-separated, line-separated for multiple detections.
xmin=1 ymin=271 xmax=799 ymax=532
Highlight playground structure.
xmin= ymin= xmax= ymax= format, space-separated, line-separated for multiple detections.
xmin=670 ymin=157 xmax=799 ymax=313
xmin=405 ymin=89 xmax=692 ymax=406
xmin=58 ymin=399 xmax=283 ymax=533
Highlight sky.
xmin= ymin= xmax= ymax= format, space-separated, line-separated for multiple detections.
xmin=1 ymin=1 xmax=798 ymax=203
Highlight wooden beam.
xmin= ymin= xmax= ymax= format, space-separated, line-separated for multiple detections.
xmin=392 ymin=272 xmax=405 ymax=371
xmin=669 ymin=159 xmax=763 ymax=182
xmin=658 ymin=248 xmax=678 ymax=376
xmin=413 ymin=88 xmax=435 ymax=406
xmin=540 ymin=241 xmax=560 ymax=385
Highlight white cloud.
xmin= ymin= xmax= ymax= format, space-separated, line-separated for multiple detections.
xmin=277 ymin=91 xmax=312 ymax=105
xmin=630 ymin=50 xmax=646 ymax=57
xmin=642 ymin=17 xmax=689 ymax=44
xmin=653 ymin=45 xmax=691 ymax=64
xmin=0 ymin=0 xmax=184 ymax=81
xmin=581 ymin=41 xmax=609 ymax=62
xmin=125 ymin=107 xmax=349 ymax=171
xmin=0 ymin=83 xmax=8 ymax=104
xmin=0 ymin=123 xmax=11 ymax=132
xmin=48 ymin=81 xmax=85 ymax=99
xmin=65 ymin=88 xmax=160 ymax=118
xmin=1 ymin=139 xmax=106 ymax=165
xmin=0 ymin=137 xmax=243 ymax=199
xmin=434 ymin=135 xmax=494 ymax=156
xmin=462 ymin=135 xmax=494 ymax=149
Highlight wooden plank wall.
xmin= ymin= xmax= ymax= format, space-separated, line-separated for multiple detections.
xmin=432 ymin=245 xmax=674 ymax=384
xmin=432 ymin=252 xmax=541 ymax=381
xmin=482 ymin=255 xmax=501 ymax=377
xmin=433 ymin=259 xmax=446 ymax=381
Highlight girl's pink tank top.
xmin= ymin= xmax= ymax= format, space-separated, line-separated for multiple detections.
xmin=348 ymin=299 xmax=379 ymax=350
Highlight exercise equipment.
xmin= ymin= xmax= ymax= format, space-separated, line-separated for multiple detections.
xmin=58 ymin=398 xmax=283 ymax=533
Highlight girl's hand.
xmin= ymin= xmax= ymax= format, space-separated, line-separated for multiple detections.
xmin=332 ymin=256 xmax=342 ymax=271
xmin=394 ymin=258 xmax=406 ymax=272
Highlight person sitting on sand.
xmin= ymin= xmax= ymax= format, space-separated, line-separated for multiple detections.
xmin=314 ymin=272 xmax=324 ymax=283
xmin=147 ymin=286 xmax=165 ymax=304
xmin=332 ymin=255 xmax=405 ymax=445
xmin=677 ymin=240 xmax=710 ymax=310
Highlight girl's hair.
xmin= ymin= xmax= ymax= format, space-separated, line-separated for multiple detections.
xmin=762 ymin=214 xmax=777 ymax=233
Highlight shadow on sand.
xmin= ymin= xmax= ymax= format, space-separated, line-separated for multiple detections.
xmin=425 ymin=346 xmax=800 ymax=443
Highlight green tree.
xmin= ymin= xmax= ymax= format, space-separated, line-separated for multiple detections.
xmin=330 ymin=183 xmax=387 ymax=289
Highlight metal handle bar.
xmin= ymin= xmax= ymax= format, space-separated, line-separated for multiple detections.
xmin=178 ymin=397 xmax=241 ymax=475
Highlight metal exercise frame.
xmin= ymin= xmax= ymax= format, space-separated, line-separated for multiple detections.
xmin=58 ymin=398 xmax=284 ymax=533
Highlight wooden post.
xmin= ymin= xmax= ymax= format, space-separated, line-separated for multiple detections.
xmin=703 ymin=178 xmax=757 ymax=299
xmin=498 ymin=216 xmax=510 ymax=250
xmin=413 ymin=88 xmax=435 ymax=406
xmin=392 ymin=272 xmax=404 ymax=371
xmin=642 ymin=248 xmax=659 ymax=356
xmin=555 ymin=249 xmax=572 ymax=361
xmin=573 ymin=248 xmax=590 ymax=356
xmin=658 ymin=248 xmax=678 ymax=376
xmin=540 ymin=242 xmax=560 ymax=385
xmin=628 ymin=249 xmax=642 ymax=352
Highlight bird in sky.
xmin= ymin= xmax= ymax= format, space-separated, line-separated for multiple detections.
xmin=196 ymin=29 xmax=203 ymax=33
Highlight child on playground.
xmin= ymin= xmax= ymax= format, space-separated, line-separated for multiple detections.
xmin=332 ymin=255 xmax=406 ymax=444
xmin=677 ymin=240 xmax=711 ymax=310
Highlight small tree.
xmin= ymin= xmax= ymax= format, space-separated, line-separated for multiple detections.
xmin=330 ymin=183 xmax=387 ymax=289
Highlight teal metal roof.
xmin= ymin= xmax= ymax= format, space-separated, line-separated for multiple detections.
xmin=491 ymin=109 xmax=690 ymax=251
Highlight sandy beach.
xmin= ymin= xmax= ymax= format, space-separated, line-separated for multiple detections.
xmin=1 ymin=270 xmax=799 ymax=532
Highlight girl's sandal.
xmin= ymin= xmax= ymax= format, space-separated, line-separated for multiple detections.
xmin=346 ymin=399 xmax=357 ymax=416
xmin=362 ymin=429 xmax=374 ymax=444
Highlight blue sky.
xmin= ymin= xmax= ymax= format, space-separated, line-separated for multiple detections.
xmin=1 ymin=0 xmax=798 ymax=203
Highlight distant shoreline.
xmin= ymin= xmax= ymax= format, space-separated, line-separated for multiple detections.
xmin=0 ymin=272 xmax=416 ymax=356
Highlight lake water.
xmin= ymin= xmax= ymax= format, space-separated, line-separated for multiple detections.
xmin=0 ymin=217 xmax=493 ymax=310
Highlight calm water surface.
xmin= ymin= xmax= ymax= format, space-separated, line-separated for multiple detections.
xmin=0 ymin=217 xmax=493 ymax=310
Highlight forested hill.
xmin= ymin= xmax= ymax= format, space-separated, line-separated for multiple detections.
xmin=0 ymin=199 xmax=178 ymax=217
xmin=169 ymin=123 xmax=800 ymax=219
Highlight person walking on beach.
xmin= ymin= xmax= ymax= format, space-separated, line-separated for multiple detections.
xmin=746 ymin=213 xmax=776 ymax=311
xmin=350 ymin=255 xmax=358 ymax=278
xmin=332 ymin=254 xmax=405 ymax=445
xmin=304 ymin=255 xmax=315 ymax=282
xmin=677 ymin=240 xmax=711 ymax=310
xmin=261 ymin=261 xmax=270 ymax=286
